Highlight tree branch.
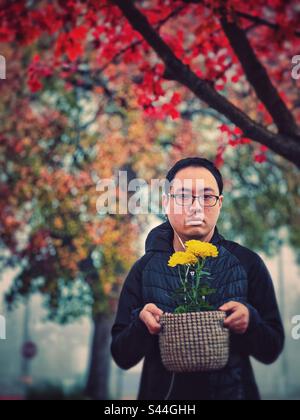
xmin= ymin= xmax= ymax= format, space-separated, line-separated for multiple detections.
xmin=236 ymin=11 xmax=300 ymax=38
xmin=182 ymin=0 xmax=300 ymax=38
xmin=85 ymin=6 xmax=187 ymax=84
xmin=113 ymin=0 xmax=300 ymax=168
xmin=220 ymin=11 xmax=300 ymax=138
xmin=182 ymin=0 xmax=300 ymax=37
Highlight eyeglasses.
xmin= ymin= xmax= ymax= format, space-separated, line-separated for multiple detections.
xmin=168 ymin=193 xmax=221 ymax=208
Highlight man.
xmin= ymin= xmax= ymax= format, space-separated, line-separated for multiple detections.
xmin=111 ymin=157 xmax=284 ymax=400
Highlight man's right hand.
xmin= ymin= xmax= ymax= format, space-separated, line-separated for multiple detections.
xmin=139 ymin=303 xmax=164 ymax=335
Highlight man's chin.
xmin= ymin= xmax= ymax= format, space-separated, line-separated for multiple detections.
xmin=184 ymin=223 xmax=207 ymax=235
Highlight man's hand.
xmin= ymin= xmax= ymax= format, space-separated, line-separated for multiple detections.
xmin=219 ymin=301 xmax=250 ymax=335
xmin=139 ymin=303 xmax=164 ymax=335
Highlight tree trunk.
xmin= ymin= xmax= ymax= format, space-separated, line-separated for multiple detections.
xmin=85 ymin=313 xmax=114 ymax=400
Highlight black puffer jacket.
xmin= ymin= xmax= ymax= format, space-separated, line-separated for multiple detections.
xmin=111 ymin=221 xmax=284 ymax=400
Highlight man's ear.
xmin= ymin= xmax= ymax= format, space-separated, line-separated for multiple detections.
xmin=219 ymin=195 xmax=224 ymax=209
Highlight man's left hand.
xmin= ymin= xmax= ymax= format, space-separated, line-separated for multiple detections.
xmin=219 ymin=301 xmax=250 ymax=335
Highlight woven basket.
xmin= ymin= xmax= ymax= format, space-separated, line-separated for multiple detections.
xmin=159 ymin=311 xmax=229 ymax=373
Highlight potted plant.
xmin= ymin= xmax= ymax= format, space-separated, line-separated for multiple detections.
xmin=159 ymin=240 xmax=230 ymax=373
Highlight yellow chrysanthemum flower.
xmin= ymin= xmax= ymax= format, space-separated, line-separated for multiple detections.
xmin=168 ymin=251 xmax=198 ymax=268
xmin=185 ymin=240 xmax=219 ymax=259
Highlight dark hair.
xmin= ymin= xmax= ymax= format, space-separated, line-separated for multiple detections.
xmin=165 ymin=157 xmax=223 ymax=195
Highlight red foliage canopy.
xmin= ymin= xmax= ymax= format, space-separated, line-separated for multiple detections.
xmin=1 ymin=0 xmax=300 ymax=166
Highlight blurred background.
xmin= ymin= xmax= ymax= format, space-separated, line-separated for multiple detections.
xmin=1 ymin=228 xmax=300 ymax=400
xmin=0 ymin=0 xmax=300 ymax=401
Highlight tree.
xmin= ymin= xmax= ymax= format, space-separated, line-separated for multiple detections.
xmin=0 ymin=43 xmax=165 ymax=399
xmin=1 ymin=0 xmax=300 ymax=166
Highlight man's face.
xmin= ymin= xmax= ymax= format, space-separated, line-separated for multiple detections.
xmin=163 ymin=166 xmax=223 ymax=240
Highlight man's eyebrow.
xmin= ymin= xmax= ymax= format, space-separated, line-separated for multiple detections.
xmin=172 ymin=187 xmax=216 ymax=194
xmin=173 ymin=188 xmax=192 ymax=193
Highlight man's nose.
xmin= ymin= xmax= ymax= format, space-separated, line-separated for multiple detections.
xmin=189 ymin=196 xmax=204 ymax=213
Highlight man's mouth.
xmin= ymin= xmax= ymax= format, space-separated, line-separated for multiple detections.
xmin=186 ymin=219 xmax=205 ymax=226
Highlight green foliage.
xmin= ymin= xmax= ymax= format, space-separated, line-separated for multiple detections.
xmin=170 ymin=262 xmax=217 ymax=313
xmin=217 ymin=148 xmax=300 ymax=261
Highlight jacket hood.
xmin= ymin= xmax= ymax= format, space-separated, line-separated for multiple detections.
xmin=145 ymin=220 xmax=224 ymax=253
